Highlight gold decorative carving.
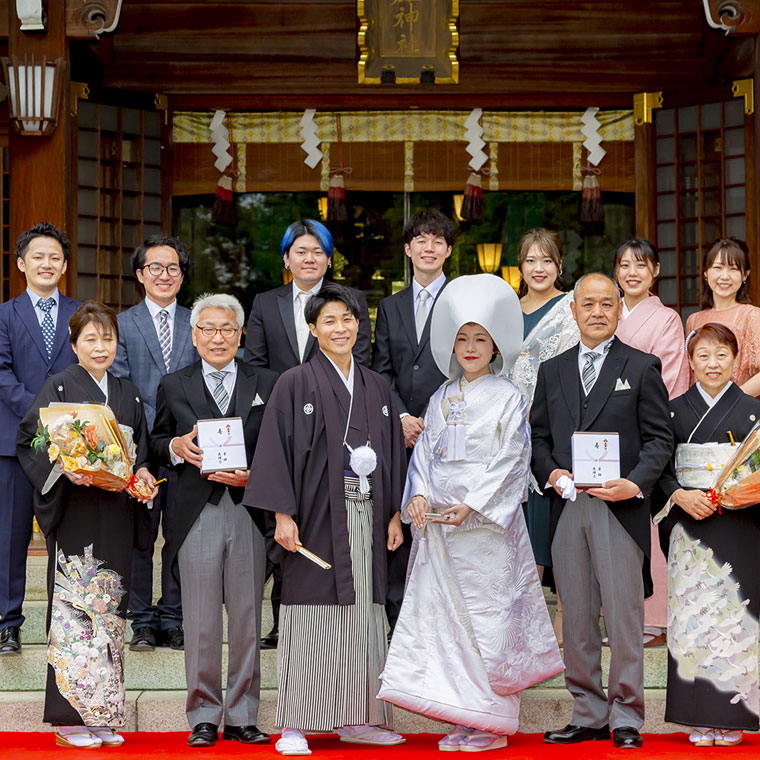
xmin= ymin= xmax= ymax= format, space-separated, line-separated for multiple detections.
xmin=358 ymin=0 xmax=459 ymax=85
xmin=154 ymin=93 xmax=168 ymax=124
xmin=732 ymin=78 xmax=754 ymax=114
xmin=633 ymin=91 xmax=663 ymax=126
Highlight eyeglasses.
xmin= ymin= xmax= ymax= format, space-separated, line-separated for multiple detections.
xmin=143 ymin=262 xmax=183 ymax=277
xmin=196 ymin=326 xmax=240 ymax=338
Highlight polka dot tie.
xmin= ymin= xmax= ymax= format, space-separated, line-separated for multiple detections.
xmin=37 ymin=297 xmax=56 ymax=359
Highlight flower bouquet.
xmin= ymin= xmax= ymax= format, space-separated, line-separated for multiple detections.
xmin=709 ymin=421 xmax=760 ymax=509
xmin=32 ymin=403 xmax=153 ymax=499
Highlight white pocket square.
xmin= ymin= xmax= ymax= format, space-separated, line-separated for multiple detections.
xmin=251 ymin=393 xmax=264 ymax=406
xmin=614 ymin=378 xmax=631 ymax=391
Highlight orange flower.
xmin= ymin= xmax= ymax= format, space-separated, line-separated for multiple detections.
xmin=83 ymin=424 xmax=98 ymax=449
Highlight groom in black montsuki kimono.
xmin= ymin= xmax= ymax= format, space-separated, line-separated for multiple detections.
xmin=244 ymin=281 xmax=407 ymax=756
xmin=531 ymin=273 xmax=673 ymax=750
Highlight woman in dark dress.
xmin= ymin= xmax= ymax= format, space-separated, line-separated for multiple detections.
xmin=16 ymin=302 xmax=157 ymax=749
xmin=656 ymin=323 xmax=760 ymax=747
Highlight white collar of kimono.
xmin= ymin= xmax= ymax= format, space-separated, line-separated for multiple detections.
xmin=86 ymin=370 xmax=109 ymax=403
xmin=696 ymin=380 xmax=733 ymax=408
xmin=412 ymin=271 xmax=445 ymax=302
xmin=321 ymin=350 xmax=354 ymax=397
xmin=621 ymin=299 xmax=642 ymax=319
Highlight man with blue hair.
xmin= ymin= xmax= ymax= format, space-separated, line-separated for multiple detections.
xmin=243 ymin=219 xmax=371 ymax=649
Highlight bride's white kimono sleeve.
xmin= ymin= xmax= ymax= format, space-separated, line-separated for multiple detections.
xmin=380 ymin=376 xmax=563 ymax=734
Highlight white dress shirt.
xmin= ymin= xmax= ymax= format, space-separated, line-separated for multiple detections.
xmin=412 ymin=272 xmax=446 ymax=321
xmin=292 ymin=278 xmax=323 ymax=312
xmin=145 ymin=296 xmax=177 ymax=344
xmin=27 ymin=287 xmax=60 ymax=327
xmin=696 ymin=380 xmax=733 ymax=408
xmin=577 ymin=336 xmax=615 ymax=394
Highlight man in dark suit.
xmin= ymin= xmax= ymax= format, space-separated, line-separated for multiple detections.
xmin=0 ymin=222 xmax=80 ymax=654
xmin=531 ymin=273 xmax=673 ymax=750
xmin=111 ymin=235 xmax=198 ymax=653
xmin=151 ymin=293 xmax=277 ymax=748
xmin=372 ymin=208 xmax=453 ymax=630
xmin=243 ymin=218 xmax=371 ymax=648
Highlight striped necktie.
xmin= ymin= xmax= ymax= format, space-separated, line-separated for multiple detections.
xmin=37 ymin=297 xmax=56 ymax=358
xmin=209 ymin=370 xmax=229 ymax=414
xmin=581 ymin=341 xmax=612 ymax=395
xmin=158 ymin=309 xmax=171 ymax=372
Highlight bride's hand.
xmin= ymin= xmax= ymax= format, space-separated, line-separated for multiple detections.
xmin=407 ymin=495 xmax=428 ymax=530
xmin=672 ymin=488 xmax=716 ymax=520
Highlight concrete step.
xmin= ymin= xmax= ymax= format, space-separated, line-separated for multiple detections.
xmin=15 ymin=600 xmax=276 ymax=646
xmin=0 ymin=644 xmax=668 ymax=692
xmin=0 ymin=688 xmax=672 ymax=734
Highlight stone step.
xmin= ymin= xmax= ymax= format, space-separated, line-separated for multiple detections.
xmin=0 ymin=688 xmax=672 ymax=734
xmin=0 ymin=644 xmax=668 ymax=693
xmin=14 ymin=600 xmax=276 ymax=646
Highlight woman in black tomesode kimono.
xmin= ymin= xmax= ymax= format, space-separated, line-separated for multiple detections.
xmin=655 ymin=323 xmax=760 ymax=747
xmin=16 ymin=302 xmax=157 ymax=750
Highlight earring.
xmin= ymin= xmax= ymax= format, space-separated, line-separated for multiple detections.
xmin=284 ymin=263 xmax=290 ymax=270
xmin=328 ymin=260 xmax=333 ymax=268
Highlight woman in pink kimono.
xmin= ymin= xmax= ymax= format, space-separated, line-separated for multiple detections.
xmin=615 ymin=237 xmax=689 ymax=649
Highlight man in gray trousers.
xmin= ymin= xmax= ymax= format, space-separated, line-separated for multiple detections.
xmin=530 ymin=273 xmax=673 ymax=750
xmin=150 ymin=293 xmax=279 ymax=747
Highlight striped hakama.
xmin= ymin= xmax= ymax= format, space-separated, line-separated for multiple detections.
xmin=276 ymin=475 xmax=392 ymax=731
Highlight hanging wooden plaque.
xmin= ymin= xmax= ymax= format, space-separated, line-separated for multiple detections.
xmin=358 ymin=0 xmax=459 ymax=84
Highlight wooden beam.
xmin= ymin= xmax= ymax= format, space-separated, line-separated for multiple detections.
xmin=8 ymin=0 xmax=72 ymax=298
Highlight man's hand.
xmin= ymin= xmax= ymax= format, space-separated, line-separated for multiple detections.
xmin=436 ymin=503 xmax=473 ymax=526
xmin=274 ymin=512 xmax=302 ymax=553
xmin=387 ymin=512 xmax=403 ymax=551
xmin=407 ymin=494 xmax=428 ymax=530
xmin=401 ymin=415 xmax=424 ymax=448
xmin=207 ymin=469 xmax=250 ymax=488
xmin=671 ymin=488 xmax=716 ymax=520
xmin=548 ymin=468 xmax=573 ymax=496
xmin=171 ymin=425 xmax=203 ymax=469
xmin=135 ymin=466 xmax=159 ymax=503
xmin=587 ymin=478 xmax=641 ymax=502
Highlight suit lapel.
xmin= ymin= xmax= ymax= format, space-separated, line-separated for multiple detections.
xmin=233 ymin=362 xmax=259 ymax=420
xmin=559 ymin=350 xmax=582 ymax=429
xmin=135 ymin=301 xmax=166 ymax=373
xmin=49 ymin=297 xmax=74 ymax=365
xmin=277 ymin=287 xmax=300 ymax=363
xmin=397 ymin=287 xmax=417 ymax=352
xmin=171 ymin=307 xmax=192 ymax=369
xmin=181 ymin=364 xmax=215 ymax=421
xmin=581 ymin=338 xmax=629 ymax=431
xmin=14 ymin=294 xmax=48 ymax=362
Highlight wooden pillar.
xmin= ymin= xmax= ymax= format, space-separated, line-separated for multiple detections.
xmin=7 ymin=0 xmax=71 ymax=298
xmin=633 ymin=122 xmax=656 ymax=243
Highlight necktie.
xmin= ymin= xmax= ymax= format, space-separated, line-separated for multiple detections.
xmin=581 ymin=351 xmax=599 ymax=395
xmin=209 ymin=370 xmax=229 ymax=414
xmin=415 ymin=289 xmax=430 ymax=341
xmin=158 ymin=309 xmax=172 ymax=372
xmin=37 ymin=297 xmax=56 ymax=358
xmin=295 ymin=290 xmax=313 ymax=362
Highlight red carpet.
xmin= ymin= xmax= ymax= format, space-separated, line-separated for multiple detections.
xmin=0 ymin=733 xmax=759 ymax=758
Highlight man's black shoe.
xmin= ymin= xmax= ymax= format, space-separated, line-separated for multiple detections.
xmin=160 ymin=626 xmax=184 ymax=650
xmin=129 ymin=627 xmax=157 ymax=652
xmin=0 ymin=626 xmax=21 ymax=655
xmin=260 ymin=626 xmax=278 ymax=650
xmin=544 ymin=724 xmax=610 ymax=744
xmin=223 ymin=725 xmax=271 ymax=744
xmin=613 ymin=727 xmax=643 ymax=748
xmin=188 ymin=722 xmax=218 ymax=747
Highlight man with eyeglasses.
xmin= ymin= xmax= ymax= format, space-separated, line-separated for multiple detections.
xmin=151 ymin=293 xmax=277 ymax=747
xmin=111 ymin=235 xmax=199 ymax=653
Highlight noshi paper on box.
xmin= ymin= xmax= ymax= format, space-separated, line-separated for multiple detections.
xmin=572 ymin=432 xmax=620 ymax=488
xmin=196 ymin=417 xmax=247 ymax=475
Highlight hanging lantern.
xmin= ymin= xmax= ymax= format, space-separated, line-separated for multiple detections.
xmin=501 ymin=265 xmax=521 ymax=293
xmin=452 ymin=194 xmax=464 ymax=221
xmin=461 ymin=173 xmax=483 ymax=223
xmin=476 ymin=243 xmax=502 ymax=273
xmin=2 ymin=55 xmax=65 ymax=136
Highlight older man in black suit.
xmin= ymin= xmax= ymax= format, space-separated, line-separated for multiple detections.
xmin=531 ymin=273 xmax=673 ymax=750
xmin=372 ymin=208 xmax=453 ymax=630
xmin=151 ymin=293 xmax=278 ymax=748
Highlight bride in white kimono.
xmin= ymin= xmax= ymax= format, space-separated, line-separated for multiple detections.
xmin=378 ymin=275 xmax=564 ymax=752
